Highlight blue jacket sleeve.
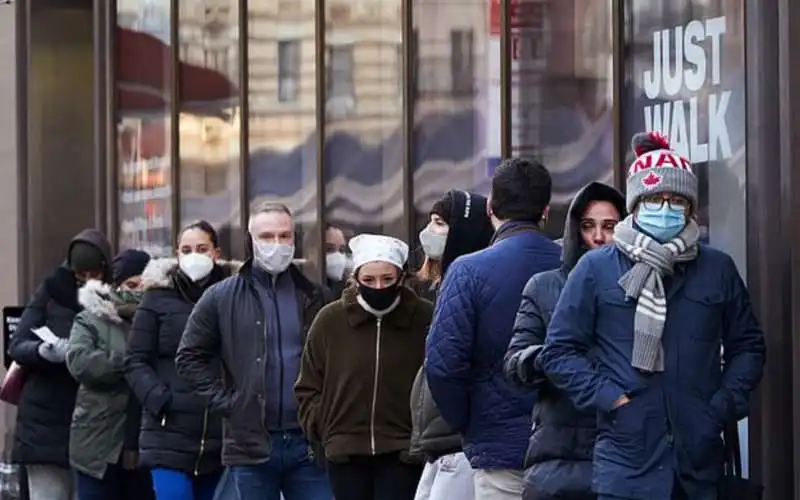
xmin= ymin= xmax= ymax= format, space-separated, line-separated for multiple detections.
xmin=711 ymin=256 xmax=766 ymax=422
xmin=424 ymin=260 xmax=477 ymax=433
xmin=9 ymin=283 xmax=54 ymax=371
xmin=538 ymin=256 xmax=626 ymax=413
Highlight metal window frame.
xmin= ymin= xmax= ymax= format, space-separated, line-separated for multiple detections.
xmin=315 ymin=0 xmax=327 ymax=283
xmin=239 ymin=0 xmax=250 ymax=259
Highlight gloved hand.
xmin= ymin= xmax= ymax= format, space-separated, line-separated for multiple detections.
xmin=38 ymin=339 xmax=69 ymax=363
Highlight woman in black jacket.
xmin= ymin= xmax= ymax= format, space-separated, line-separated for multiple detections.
xmin=503 ymin=182 xmax=625 ymax=500
xmin=409 ymin=190 xmax=494 ymax=500
xmin=124 ymin=221 xmax=239 ymax=500
xmin=10 ymin=229 xmax=112 ymax=500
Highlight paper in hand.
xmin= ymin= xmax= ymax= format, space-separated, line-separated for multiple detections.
xmin=32 ymin=326 xmax=60 ymax=344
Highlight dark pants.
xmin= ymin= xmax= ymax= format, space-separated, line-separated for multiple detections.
xmin=326 ymin=452 xmax=423 ymax=500
xmin=231 ymin=429 xmax=332 ymax=500
xmin=75 ymin=464 xmax=154 ymax=500
xmin=597 ymin=476 xmax=693 ymax=500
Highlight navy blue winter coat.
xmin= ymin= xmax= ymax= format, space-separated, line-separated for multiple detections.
xmin=425 ymin=222 xmax=561 ymax=469
xmin=504 ymin=182 xmax=626 ymax=500
xmin=538 ymin=243 xmax=766 ymax=500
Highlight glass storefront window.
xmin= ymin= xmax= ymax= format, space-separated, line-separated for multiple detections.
xmin=247 ymin=2 xmax=319 ymax=276
xmin=116 ymin=0 xmax=173 ymax=257
xmin=177 ymin=1 xmax=242 ymax=259
xmin=411 ymin=0 xmax=491 ymax=265
xmin=510 ymin=0 xmax=614 ymax=237
xmin=324 ymin=0 xmax=405 ymax=261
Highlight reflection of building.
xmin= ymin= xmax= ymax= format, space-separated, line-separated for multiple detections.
xmin=10 ymin=2 xmax=800 ymax=495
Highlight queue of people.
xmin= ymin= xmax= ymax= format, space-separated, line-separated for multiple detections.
xmin=3 ymin=131 xmax=766 ymax=500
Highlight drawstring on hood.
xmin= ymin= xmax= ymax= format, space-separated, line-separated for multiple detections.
xmin=561 ymin=182 xmax=627 ymax=271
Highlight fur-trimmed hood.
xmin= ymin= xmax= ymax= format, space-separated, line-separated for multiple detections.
xmin=140 ymin=258 xmax=244 ymax=290
xmin=78 ymin=279 xmax=126 ymax=323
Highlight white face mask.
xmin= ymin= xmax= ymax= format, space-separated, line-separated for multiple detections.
xmin=325 ymin=252 xmax=351 ymax=282
xmin=419 ymin=226 xmax=448 ymax=260
xmin=253 ymin=240 xmax=295 ymax=274
xmin=178 ymin=252 xmax=214 ymax=282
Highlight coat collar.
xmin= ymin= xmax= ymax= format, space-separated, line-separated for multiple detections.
xmin=78 ymin=279 xmax=124 ymax=323
xmin=140 ymin=258 xmax=243 ymax=290
xmin=342 ymin=284 xmax=420 ymax=329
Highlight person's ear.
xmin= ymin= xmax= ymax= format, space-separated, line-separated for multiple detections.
xmin=541 ymin=205 xmax=550 ymax=223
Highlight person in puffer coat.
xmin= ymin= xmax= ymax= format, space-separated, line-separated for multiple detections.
xmin=409 ymin=190 xmax=493 ymax=500
xmin=10 ymin=229 xmax=112 ymax=500
xmin=503 ymin=182 xmax=626 ymax=500
xmin=124 ymin=221 xmax=239 ymax=500
xmin=67 ymin=249 xmax=154 ymax=500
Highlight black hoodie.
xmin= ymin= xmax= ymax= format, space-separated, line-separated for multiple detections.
xmin=504 ymin=182 xmax=626 ymax=500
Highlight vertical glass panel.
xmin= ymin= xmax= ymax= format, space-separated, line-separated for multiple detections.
xmin=324 ymin=1 xmax=404 ymax=262
xmin=248 ymin=2 xmax=318 ymax=277
xmin=622 ymin=0 xmax=748 ymax=475
xmin=411 ymin=0 xmax=491 ymax=266
xmin=622 ymin=0 xmax=746 ymax=275
xmin=177 ymin=1 xmax=242 ymax=258
xmin=116 ymin=0 xmax=173 ymax=257
xmin=509 ymin=0 xmax=614 ymax=237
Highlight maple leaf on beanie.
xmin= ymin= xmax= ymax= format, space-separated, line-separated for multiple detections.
xmin=626 ymin=132 xmax=698 ymax=213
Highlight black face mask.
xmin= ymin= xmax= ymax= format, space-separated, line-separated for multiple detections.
xmin=358 ymin=282 xmax=401 ymax=312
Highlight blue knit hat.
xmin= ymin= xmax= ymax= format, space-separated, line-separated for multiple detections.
xmin=112 ymin=249 xmax=151 ymax=286
xmin=626 ymin=132 xmax=698 ymax=213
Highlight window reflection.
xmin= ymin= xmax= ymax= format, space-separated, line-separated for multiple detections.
xmin=178 ymin=1 xmax=241 ymax=259
xmin=247 ymin=1 xmax=318 ymax=276
xmin=411 ymin=0 xmax=490 ymax=266
xmin=511 ymin=0 xmax=614 ymax=238
xmin=116 ymin=0 xmax=173 ymax=257
xmin=324 ymin=0 xmax=405 ymax=256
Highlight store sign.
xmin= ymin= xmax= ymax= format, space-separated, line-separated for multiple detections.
xmin=3 ymin=307 xmax=24 ymax=369
xmin=641 ymin=16 xmax=730 ymax=163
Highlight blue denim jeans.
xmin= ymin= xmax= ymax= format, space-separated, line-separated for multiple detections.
xmin=231 ymin=430 xmax=332 ymax=500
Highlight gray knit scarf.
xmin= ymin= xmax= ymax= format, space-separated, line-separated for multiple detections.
xmin=612 ymin=215 xmax=700 ymax=373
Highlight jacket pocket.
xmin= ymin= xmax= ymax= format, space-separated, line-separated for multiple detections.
xmin=596 ymin=397 xmax=646 ymax=465
xmin=682 ymin=287 xmax=725 ymax=342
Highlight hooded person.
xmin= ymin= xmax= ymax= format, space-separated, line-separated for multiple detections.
xmin=410 ymin=191 xmax=494 ymax=500
xmin=503 ymin=182 xmax=626 ymax=500
xmin=67 ymin=249 xmax=155 ymax=500
xmin=537 ymin=133 xmax=765 ymax=500
xmin=9 ymin=229 xmax=112 ymax=500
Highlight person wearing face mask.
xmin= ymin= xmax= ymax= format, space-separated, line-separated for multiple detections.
xmin=10 ymin=229 xmax=112 ymax=500
xmin=66 ymin=249 xmax=155 ymax=500
xmin=175 ymin=203 xmax=333 ymax=500
xmin=124 ymin=221 xmax=240 ymax=500
xmin=294 ymin=234 xmax=433 ymax=500
xmin=502 ymin=182 xmax=625 ymax=500
xmin=537 ymin=133 xmax=766 ymax=500
xmin=409 ymin=190 xmax=493 ymax=500
xmin=324 ymin=223 xmax=353 ymax=299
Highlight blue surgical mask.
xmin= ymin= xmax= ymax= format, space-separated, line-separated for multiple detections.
xmin=635 ymin=204 xmax=686 ymax=242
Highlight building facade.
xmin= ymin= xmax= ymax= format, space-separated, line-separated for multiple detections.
xmin=8 ymin=0 xmax=800 ymax=497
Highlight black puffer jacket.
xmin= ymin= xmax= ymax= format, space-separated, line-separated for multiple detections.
xmin=409 ymin=190 xmax=494 ymax=460
xmin=10 ymin=229 xmax=112 ymax=466
xmin=124 ymin=258 xmax=240 ymax=475
xmin=503 ymin=182 xmax=626 ymax=500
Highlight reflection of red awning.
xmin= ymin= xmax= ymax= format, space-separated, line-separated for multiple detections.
xmin=116 ymin=27 xmax=237 ymax=111
xmin=118 ymin=120 xmax=167 ymax=159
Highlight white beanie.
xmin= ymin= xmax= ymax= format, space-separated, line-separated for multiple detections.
xmin=349 ymin=234 xmax=409 ymax=270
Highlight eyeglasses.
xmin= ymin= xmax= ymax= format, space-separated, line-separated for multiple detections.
xmin=640 ymin=195 xmax=690 ymax=211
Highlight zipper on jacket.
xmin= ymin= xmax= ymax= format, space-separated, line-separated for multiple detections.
xmin=193 ymin=407 xmax=209 ymax=476
xmin=272 ymin=291 xmax=285 ymax=430
xmin=370 ymin=317 xmax=383 ymax=455
xmin=161 ymin=414 xmax=167 ymax=427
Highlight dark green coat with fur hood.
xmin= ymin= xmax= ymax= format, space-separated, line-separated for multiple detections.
xmin=66 ymin=279 xmax=142 ymax=479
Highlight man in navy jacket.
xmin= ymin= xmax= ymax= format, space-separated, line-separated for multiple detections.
xmin=425 ymin=157 xmax=561 ymax=498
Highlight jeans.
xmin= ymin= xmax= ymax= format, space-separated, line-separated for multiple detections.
xmin=75 ymin=464 xmax=153 ymax=500
xmin=26 ymin=465 xmax=74 ymax=500
xmin=326 ymin=452 xmax=423 ymax=500
xmin=231 ymin=430 xmax=331 ymax=500
xmin=151 ymin=468 xmax=222 ymax=500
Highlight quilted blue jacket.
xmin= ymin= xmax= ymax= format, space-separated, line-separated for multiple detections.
xmin=425 ymin=223 xmax=561 ymax=468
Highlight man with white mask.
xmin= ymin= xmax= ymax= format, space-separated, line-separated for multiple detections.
xmin=176 ymin=203 xmax=333 ymax=500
